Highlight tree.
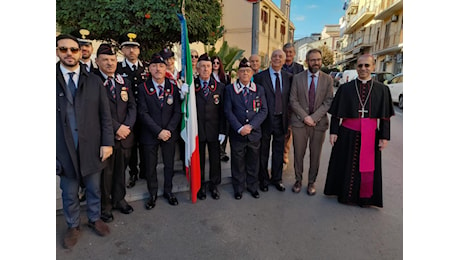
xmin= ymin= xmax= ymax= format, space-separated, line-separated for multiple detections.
xmin=56 ymin=0 xmax=222 ymax=60
xmin=319 ymin=44 xmax=334 ymax=68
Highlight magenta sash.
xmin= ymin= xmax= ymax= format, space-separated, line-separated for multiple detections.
xmin=342 ymin=118 xmax=377 ymax=198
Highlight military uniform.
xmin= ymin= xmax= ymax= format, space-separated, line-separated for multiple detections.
xmin=116 ymin=33 xmax=148 ymax=187
xmin=224 ymin=72 xmax=268 ymax=197
xmin=137 ymin=54 xmax=182 ymax=208
xmin=194 ymin=63 xmax=226 ymax=199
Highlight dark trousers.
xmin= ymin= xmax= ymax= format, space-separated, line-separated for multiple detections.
xmin=230 ymin=138 xmax=260 ymax=193
xmin=143 ymin=139 xmax=176 ymax=196
xmin=129 ymin=124 xmax=145 ymax=178
xmin=199 ymin=140 xmax=222 ymax=188
xmin=259 ymin=115 xmax=285 ymax=186
xmin=101 ymin=145 xmax=131 ymax=211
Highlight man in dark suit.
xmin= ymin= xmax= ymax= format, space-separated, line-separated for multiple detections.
xmin=194 ymin=53 xmax=226 ymax=200
xmin=116 ymin=32 xmax=148 ymax=188
xmin=253 ymin=49 xmax=292 ymax=193
xmin=282 ymin=43 xmax=305 ymax=166
xmin=137 ymin=53 xmax=182 ymax=209
xmin=94 ymin=44 xmax=137 ymax=222
xmin=289 ymin=48 xmax=334 ymax=196
xmin=56 ymin=34 xmax=114 ymax=249
xmin=224 ymin=58 xmax=268 ymax=200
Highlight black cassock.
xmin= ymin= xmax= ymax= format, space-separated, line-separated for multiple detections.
xmin=324 ymin=79 xmax=394 ymax=207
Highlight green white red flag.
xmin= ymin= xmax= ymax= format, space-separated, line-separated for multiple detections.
xmin=177 ymin=13 xmax=201 ymax=203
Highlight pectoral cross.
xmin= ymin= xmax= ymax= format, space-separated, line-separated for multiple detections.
xmin=358 ymin=108 xmax=368 ymax=118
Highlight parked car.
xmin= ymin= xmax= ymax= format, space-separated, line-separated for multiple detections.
xmin=339 ymin=69 xmax=358 ymax=86
xmin=386 ymin=73 xmax=403 ymax=109
xmin=372 ymin=72 xmax=394 ymax=83
xmin=333 ymin=72 xmax=342 ymax=88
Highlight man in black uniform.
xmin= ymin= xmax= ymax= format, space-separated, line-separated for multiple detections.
xmin=194 ymin=54 xmax=226 ymax=200
xmin=116 ymin=32 xmax=148 ymax=188
xmin=137 ymin=53 xmax=182 ymax=209
xmin=94 ymin=44 xmax=137 ymax=222
xmin=224 ymin=58 xmax=268 ymax=200
xmin=70 ymin=29 xmax=98 ymax=73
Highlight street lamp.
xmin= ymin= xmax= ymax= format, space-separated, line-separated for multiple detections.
xmin=247 ymin=0 xmax=261 ymax=54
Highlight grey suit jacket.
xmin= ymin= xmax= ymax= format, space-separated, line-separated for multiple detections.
xmin=289 ymin=70 xmax=334 ymax=131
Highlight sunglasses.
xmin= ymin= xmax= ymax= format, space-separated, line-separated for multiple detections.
xmin=57 ymin=47 xmax=80 ymax=54
xmin=191 ymin=55 xmax=198 ymax=59
xmin=357 ymin=63 xmax=371 ymax=68
xmin=213 ymin=61 xmax=220 ymax=65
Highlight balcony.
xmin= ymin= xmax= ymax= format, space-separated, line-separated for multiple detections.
xmin=343 ymin=4 xmax=377 ymax=34
xmin=346 ymin=0 xmax=359 ymax=15
xmin=374 ymin=0 xmax=403 ymax=20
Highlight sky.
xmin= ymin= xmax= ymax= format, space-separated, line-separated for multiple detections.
xmin=272 ymin=0 xmax=346 ymax=40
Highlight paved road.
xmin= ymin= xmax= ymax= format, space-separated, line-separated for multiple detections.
xmin=56 ymin=111 xmax=403 ymax=260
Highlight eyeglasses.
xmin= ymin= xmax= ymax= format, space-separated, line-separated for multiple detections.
xmin=213 ymin=61 xmax=220 ymax=65
xmin=57 ymin=47 xmax=80 ymax=54
xmin=191 ymin=55 xmax=198 ymax=59
xmin=357 ymin=63 xmax=371 ymax=68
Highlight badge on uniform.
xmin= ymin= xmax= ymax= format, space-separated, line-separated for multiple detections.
xmin=213 ymin=94 xmax=220 ymax=105
xmin=167 ymin=95 xmax=173 ymax=105
xmin=166 ymin=88 xmax=173 ymax=105
xmin=121 ymin=87 xmax=129 ymax=102
xmin=253 ymin=96 xmax=261 ymax=112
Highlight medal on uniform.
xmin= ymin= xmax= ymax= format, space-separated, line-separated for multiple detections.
xmin=254 ymin=96 xmax=261 ymax=112
xmin=121 ymin=87 xmax=128 ymax=102
xmin=167 ymin=95 xmax=173 ymax=105
xmin=213 ymin=94 xmax=220 ymax=104
xmin=150 ymin=87 xmax=154 ymax=92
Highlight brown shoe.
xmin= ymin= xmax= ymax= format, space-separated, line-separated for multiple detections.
xmin=307 ymin=183 xmax=316 ymax=196
xmin=63 ymin=227 xmax=80 ymax=249
xmin=292 ymin=181 xmax=302 ymax=193
xmin=88 ymin=219 xmax=110 ymax=236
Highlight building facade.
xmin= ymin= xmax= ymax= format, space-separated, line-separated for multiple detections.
xmin=336 ymin=0 xmax=403 ymax=74
xmin=220 ymin=0 xmax=295 ymax=68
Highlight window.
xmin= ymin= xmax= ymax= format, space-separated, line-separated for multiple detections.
xmin=261 ymin=10 xmax=268 ymax=33
xmin=274 ymin=20 xmax=277 ymax=39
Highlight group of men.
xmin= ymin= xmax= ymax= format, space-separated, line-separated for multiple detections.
xmin=56 ymin=29 xmax=394 ymax=249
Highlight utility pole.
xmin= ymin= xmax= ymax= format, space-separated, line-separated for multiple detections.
xmin=249 ymin=0 xmax=260 ymax=54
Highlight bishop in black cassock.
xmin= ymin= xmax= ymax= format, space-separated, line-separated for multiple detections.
xmin=324 ymin=67 xmax=394 ymax=207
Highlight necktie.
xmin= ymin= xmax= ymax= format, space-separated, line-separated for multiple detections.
xmin=132 ymin=64 xmax=137 ymax=71
xmin=309 ymin=74 xmax=316 ymax=114
xmin=274 ymin=72 xmax=282 ymax=114
xmin=67 ymin=72 xmax=77 ymax=99
xmin=243 ymin=86 xmax=248 ymax=104
xmin=202 ymin=81 xmax=209 ymax=97
xmin=108 ymin=76 xmax=116 ymax=99
xmin=158 ymin=85 xmax=164 ymax=106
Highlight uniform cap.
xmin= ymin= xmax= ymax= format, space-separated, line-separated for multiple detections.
xmin=119 ymin=33 xmax=140 ymax=47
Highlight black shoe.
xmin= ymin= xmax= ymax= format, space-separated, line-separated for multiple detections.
xmin=234 ymin=192 xmax=242 ymax=200
xmin=114 ymin=200 xmax=134 ymax=214
xmin=210 ymin=187 xmax=220 ymax=200
xmin=273 ymin=182 xmax=286 ymax=192
xmin=145 ymin=194 xmax=157 ymax=210
xmin=197 ymin=188 xmax=207 ymax=200
xmin=220 ymin=155 xmax=229 ymax=162
xmin=163 ymin=192 xmax=179 ymax=206
xmin=307 ymin=183 xmax=316 ymax=196
xmin=248 ymin=189 xmax=260 ymax=199
xmin=127 ymin=175 xmax=138 ymax=189
xmin=100 ymin=211 xmax=114 ymax=223
xmin=259 ymin=183 xmax=269 ymax=192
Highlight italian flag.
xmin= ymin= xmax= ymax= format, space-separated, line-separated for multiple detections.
xmin=178 ymin=13 xmax=201 ymax=203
